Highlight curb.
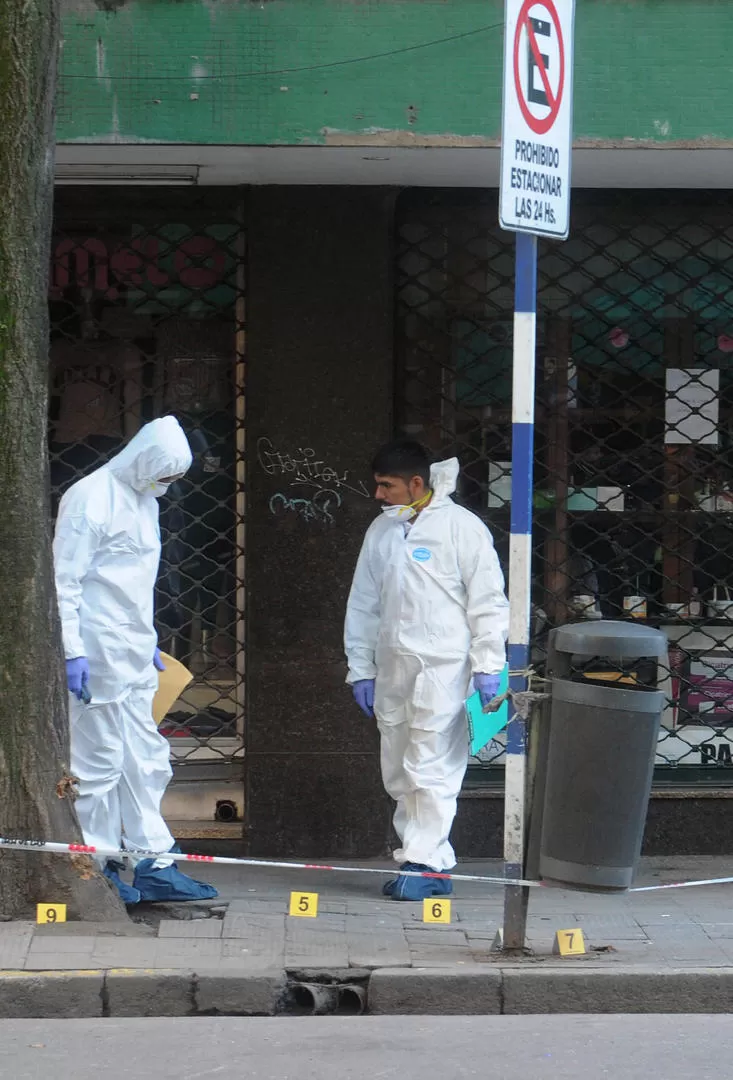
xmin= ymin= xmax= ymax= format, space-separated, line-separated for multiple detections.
xmin=0 ymin=969 xmax=286 ymax=1019
xmin=2 ymin=966 xmax=733 ymax=1017
xmin=0 ymin=971 xmax=105 ymax=1020
xmin=371 ymin=966 xmax=733 ymax=1015
xmin=368 ymin=966 xmax=502 ymax=1014
xmin=501 ymin=966 xmax=733 ymax=1015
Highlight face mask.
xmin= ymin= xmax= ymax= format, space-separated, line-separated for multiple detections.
xmin=381 ymin=503 xmax=416 ymax=521
xmin=148 ymin=481 xmax=170 ymax=498
xmin=380 ymin=491 xmax=432 ymax=521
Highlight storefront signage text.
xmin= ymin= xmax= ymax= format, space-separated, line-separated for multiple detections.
xmin=50 ymin=234 xmax=229 ymax=297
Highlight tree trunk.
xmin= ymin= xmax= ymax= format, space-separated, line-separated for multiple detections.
xmin=0 ymin=0 xmax=124 ymax=918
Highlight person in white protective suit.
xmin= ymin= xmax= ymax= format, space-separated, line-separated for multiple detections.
xmin=53 ymin=416 xmax=218 ymax=905
xmin=345 ymin=440 xmax=509 ymax=902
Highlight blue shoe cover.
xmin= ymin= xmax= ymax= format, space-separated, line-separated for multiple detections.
xmin=383 ymin=862 xmax=412 ymax=897
xmin=133 ymin=862 xmax=218 ymax=903
xmin=390 ymin=863 xmax=453 ymax=902
xmin=103 ymin=864 xmax=141 ymax=905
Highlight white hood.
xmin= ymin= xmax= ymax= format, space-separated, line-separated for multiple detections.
xmin=107 ymin=417 xmax=192 ymax=494
xmin=429 ymin=457 xmax=459 ymax=502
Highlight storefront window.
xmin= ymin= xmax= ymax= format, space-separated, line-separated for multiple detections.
xmin=48 ymin=189 xmax=245 ymax=777
xmin=396 ymin=189 xmax=733 ymax=781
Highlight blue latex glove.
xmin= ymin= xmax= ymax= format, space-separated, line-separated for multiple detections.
xmin=153 ymin=648 xmax=166 ymax=672
xmin=475 ymin=673 xmax=501 ymax=710
xmin=66 ymin=657 xmax=90 ymax=702
xmin=352 ymin=679 xmax=375 ymax=718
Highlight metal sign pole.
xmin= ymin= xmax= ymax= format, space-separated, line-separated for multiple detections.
xmin=498 ymin=0 xmax=574 ymax=952
xmin=502 ymin=230 xmax=538 ymax=950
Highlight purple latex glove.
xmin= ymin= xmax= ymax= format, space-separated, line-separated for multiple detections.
xmin=66 ymin=657 xmax=90 ymax=702
xmin=153 ymin=648 xmax=166 ymax=673
xmin=352 ymin=679 xmax=375 ymax=718
xmin=475 ymin=672 xmax=501 ymax=709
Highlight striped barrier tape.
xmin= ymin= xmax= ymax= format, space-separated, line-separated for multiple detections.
xmin=630 ymin=876 xmax=733 ymax=893
xmin=0 ymin=837 xmax=541 ymax=888
xmin=1 ymin=836 xmax=731 ymax=893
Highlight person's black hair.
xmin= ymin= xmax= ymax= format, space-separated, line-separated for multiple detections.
xmin=371 ymin=439 xmax=433 ymax=487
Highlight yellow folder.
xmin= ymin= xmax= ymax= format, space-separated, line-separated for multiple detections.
xmin=153 ymin=652 xmax=194 ymax=725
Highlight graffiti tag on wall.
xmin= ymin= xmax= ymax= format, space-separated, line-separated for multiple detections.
xmin=258 ymin=438 xmax=369 ymax=524
xmin=269 ymin=490 xmax=343 ymax=525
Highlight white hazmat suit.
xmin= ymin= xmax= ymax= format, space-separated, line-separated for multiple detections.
xmin=345 ymin=458 xmax=509 ymax=872
xmin=53 ymin=417 xmax=192 ymax=866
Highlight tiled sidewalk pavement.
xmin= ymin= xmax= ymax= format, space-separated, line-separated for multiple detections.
xmin=6 ymin=855 xmax=733 ymax=973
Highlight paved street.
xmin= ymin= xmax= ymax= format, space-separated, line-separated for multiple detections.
xmin=1 ymin=1015 xmax=729 ymax=1079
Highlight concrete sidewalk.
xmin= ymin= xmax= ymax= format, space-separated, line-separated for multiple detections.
xmin=4 ymin=856 xmax=733 ymax=1017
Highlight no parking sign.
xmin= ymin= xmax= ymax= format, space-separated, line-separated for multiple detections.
xmin=499 ymin=0 xmax=575 ymax=239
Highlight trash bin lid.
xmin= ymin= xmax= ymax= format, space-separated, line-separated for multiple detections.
xmin=550 ymin=620 xmax=667 ymax=660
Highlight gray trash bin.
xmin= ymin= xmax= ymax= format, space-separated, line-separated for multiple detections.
xmin=538 ymin=621 xmax=667 ymax=891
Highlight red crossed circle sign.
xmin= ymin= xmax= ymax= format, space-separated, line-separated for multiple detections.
xmin=513 ymin=0 xmax=565 ymax=136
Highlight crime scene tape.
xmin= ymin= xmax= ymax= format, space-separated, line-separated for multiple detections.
xmin=0 ymin=837 xmax=541 ymax=888
xmin=630 ymin=876 xmax=733 ymax=894
xmin=1 ymin=837 xmax=731 ymax=894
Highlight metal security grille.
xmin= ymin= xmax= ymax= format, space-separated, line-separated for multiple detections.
xmin=396 ymin=189 xmax=733 ymax=782
xmin=49 ymin=188 xmax=245 ymax=777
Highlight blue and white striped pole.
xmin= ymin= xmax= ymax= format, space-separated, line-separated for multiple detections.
xmin=502 ymin=230 xmax=538 ymax=950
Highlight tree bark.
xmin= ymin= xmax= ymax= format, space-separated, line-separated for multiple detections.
xmin=0 ymin=0 xmax=124 ymax=918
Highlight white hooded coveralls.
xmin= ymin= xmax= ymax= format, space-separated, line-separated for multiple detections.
xmin=344 ymin=458 xmax=509 ymax=871
xmin=53 ymin=417 xmax=193 ymax=864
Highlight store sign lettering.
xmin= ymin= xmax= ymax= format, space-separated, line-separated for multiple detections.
xmin=700 ymin=742 xmax=733 ymax=766
xmin=50 ymin=234 xmax=228 ymax=296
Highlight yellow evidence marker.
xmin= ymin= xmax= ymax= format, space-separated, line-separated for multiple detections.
xmin=423 ymin=898 xmax=451 ymax=924
xmin=289 ymin=891 xmax=319 ymax=918
xmin=37 ymin=903 xmax=67 ymax=924
xmin=552 ymin=928 xmax=586 ymax=956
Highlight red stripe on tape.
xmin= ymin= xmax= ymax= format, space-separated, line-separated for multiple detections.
xmin=184 ymin=854 xmax=215 ymax=862
xmin=305 ymin=864 xmax=335 ymax=871
xmin=69 ymin=844 xmax=97 ymax=853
